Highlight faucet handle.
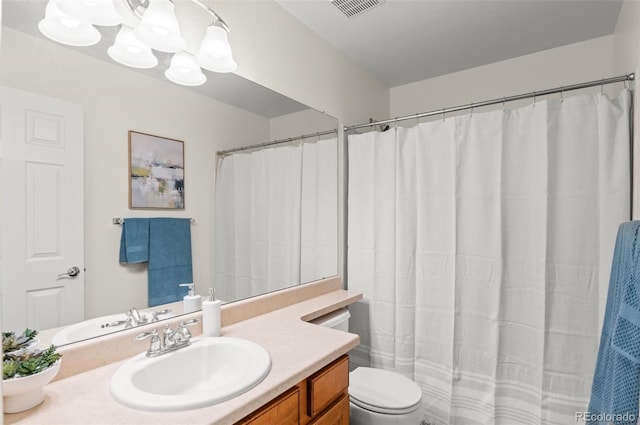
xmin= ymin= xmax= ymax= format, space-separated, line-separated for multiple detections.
xmin=151 ymin=309 xmax=172 ymax=322
xmin=178 ymin=319 xmax=199 ymax=341
xmin=134 ymin=329 xmax=158 ymax=340
xmin=135 ymin=329 xmax=161 ymax=356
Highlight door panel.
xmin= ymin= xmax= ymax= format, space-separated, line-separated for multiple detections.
xmin=0 ymin=85 xmax=84 ymax=332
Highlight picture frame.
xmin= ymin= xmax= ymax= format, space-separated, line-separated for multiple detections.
xmin=128 ymin=130 xmax=185 ymax=210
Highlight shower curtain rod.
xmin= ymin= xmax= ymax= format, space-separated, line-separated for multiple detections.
xmin=217 ymin=128 xmax=338 ymax=157
xmin=344 ymin=73 xmax=635 ymax=131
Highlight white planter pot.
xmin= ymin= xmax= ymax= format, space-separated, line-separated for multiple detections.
xmin=2 ymin=360 xmax=61 ymax=414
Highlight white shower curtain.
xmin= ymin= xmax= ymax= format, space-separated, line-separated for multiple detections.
xmin=347 ymin=91 xmax=631 ymax=425
xmin=215 ymin=138 xmax=337 ymax=302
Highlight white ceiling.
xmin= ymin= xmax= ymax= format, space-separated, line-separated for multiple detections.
xmin=276 ymin=0 xmax=624 ymax=87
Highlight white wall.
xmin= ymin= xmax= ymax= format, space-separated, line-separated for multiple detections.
xmin=208 ymin=0 xmax=390 ymax=127
xmin=269 ymin=109 xmax=338 ymax=142
xmin=390 ymin=35 xmax=615 ymax=118
xmin=0 ymin=28 xmax=270 ymax=319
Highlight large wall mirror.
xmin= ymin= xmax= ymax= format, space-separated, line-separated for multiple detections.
xmin=0 ymin=0 xmax=338 ymax=346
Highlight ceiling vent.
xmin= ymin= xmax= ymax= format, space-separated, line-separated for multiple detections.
xmin=331 ymin=0 xmax=386 ymax=18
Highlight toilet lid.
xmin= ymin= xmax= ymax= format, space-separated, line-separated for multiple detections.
xmin=349 ymin=367 xmax=422 ymax=415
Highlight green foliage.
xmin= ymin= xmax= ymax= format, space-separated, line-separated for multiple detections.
xmin=2 ymin=328 xmax=61 ymax=380
xmin=3 ymin=360 xmax=18 ymax=379
xmin=2 ymin=328 xmax=38 ymax=353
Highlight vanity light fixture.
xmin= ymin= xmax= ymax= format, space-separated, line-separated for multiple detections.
xmin=196 ymin=25 xmax=237 ymax=73
xmin=38 ymin=0 xmax=102 ymax=47
xmin=165 ymin=51 xmax=207 ymax=86
xmin=38 ymin=0 xmax=237 ymax=87
xmin=56 ymin=0 xmax=123 ymax=27
xmin=108 ymin=25 xmax=158 ymax=69
xmin=135 ymin=0 xmax=186 ymax=53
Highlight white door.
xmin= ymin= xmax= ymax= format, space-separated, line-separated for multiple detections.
xmin=0 ymin=85 xmax=84 ymax=332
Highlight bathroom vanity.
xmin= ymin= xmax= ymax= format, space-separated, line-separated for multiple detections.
xmin=236 ymin=355 xmax=349 ymax=425
xmin=3 ymin=277 xmax=360 ymax=425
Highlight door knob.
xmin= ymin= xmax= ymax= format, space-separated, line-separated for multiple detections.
xmin=57 ymin=266 xmax=81 ymax=279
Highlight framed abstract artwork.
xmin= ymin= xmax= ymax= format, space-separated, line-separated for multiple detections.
xmin=128 ymin=131 xmax=185 ymax=209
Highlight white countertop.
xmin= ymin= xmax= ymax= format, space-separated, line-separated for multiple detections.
xmin=4 ymin=288 xmax=362 ymax=425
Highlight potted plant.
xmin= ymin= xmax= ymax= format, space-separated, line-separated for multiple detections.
xmin=2 ymin=329 xmax=62 ymax=413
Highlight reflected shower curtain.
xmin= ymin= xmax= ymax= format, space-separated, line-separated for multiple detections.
xmin=215 ymin=138 xmax=337 ymax=302
xmin=347 ymin=91 xmax=631 ymax=425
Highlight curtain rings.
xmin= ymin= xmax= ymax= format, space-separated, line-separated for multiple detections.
xmin=442 ymin=108 xmax=446 ymax=121
xmin=533 ymin=91 xmax=536 ymax=108
xmin=601 ymin=78 xmax=605 ymax=94
xmin=470 ymin=102 xmax=474 ymax=117
xmin=561 ymin=86 xmax=564 ymax=103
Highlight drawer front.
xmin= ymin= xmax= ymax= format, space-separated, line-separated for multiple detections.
xmin=239 ymin=387 xmax=299 ymax=425
xmin=307 ymin=355 xmax=349 ymax=417
xmin=309 ymin=394 xmax=349 ymax=425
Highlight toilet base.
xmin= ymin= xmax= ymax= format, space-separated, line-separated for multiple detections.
xmin=350 ymin=399 xmax=423 ymax=425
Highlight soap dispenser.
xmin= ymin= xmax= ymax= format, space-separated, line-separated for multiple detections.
xmin=202 ymin=288 xmax=221 ymax=337
xmin=179 ymin=283 xmax=201 ymax=314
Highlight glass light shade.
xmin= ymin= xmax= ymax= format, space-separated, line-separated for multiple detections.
xmin=108 ymin=26 xmax=158 ymax=69
xmin=135 ymin=0 xmax=186 ymax=53
xmin=56 ymin=0 xmax=123 ymax=26
xmin=165 ymin=52 xmax=206 ymax=86
xmin=198 ymin=55 xmax=237 ymax=73
xmin=38 ymin=0 xmax=101 ymax=47
xmin=198 ymin=26 xmax=231 ymax=59
xmin=196 ymin=26 xmax=237 ymax=73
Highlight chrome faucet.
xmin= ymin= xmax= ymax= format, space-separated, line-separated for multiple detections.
xmin=102 ymin=308 xmax=172 ymax=329
xmin=128 ymin=308 xmax=148 ymax=325
xmin=135 ymin=319 xmax=199 ymax=357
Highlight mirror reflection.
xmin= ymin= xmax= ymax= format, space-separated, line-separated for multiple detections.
xmin=0 ymin=0 xmax=338 ymax=346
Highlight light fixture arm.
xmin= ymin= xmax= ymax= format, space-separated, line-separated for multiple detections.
xmin=190 ymin=0 xmax=230 ymax=33
xmin=122 ymin=0 xmax=230 ymax=32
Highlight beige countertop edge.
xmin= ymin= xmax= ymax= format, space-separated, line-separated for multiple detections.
xmin=4 ymin=288 xmax=363 ymax=425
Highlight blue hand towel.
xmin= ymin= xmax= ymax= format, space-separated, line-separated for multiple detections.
xmin=588 ymin=221 xmax=640 ymax=425
xmin=147 ymin=218 xmax=193 ymax=307
xmin=119 ymin=218 xmax=150 ymax=264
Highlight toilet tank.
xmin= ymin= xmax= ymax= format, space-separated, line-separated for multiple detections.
xmin=310 ymin=308 xmax=351 ymax=332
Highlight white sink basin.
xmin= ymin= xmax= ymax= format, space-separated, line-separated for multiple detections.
xmin=110 ymin=337 xmax=271 ymax=411
xmin=52 ymin=310 xmax=173 ymax=346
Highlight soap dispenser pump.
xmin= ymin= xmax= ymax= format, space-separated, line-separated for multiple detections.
xmin=202 ymin=288 xmax=221 ymax=337
xmin=179 ymin=283 xmax=201 ymax=314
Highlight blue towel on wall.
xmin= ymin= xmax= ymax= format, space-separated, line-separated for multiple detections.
xmin=588 ymin=221 xmax=640 ymax=425
xmin=119 ymin=218 xmax=150 ymax=264
xmin=147 ymin=218 xmax=193 ymax=307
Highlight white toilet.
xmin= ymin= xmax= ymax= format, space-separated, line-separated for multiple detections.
xmin=311 ymin=308 xmax=423 ymax=425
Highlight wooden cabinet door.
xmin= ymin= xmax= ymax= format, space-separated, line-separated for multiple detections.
xmin=309 ymin=394 xmax=349 ymax=425
xmin=237 ymin=387 xmax=299 ymax=425
xmin=307 ymin=355 xmax=349 ymax=417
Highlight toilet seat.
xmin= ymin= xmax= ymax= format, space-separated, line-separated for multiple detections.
xmin=349 ymin=367 xmax=422 ymax=415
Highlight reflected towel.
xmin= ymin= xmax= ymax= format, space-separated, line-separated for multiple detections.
xmin=119 ymin=218 xmax=150 ymax=264
xmin=148 ymin=218 xmax=193 ymax=307
xmin=588 ymin=221 xmax=640 ymax=425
